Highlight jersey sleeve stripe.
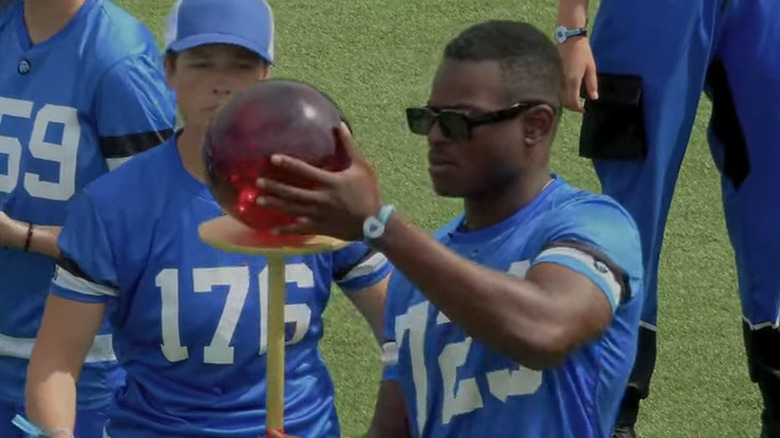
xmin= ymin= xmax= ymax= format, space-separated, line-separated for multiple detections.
xmin=544 ymin=240 xmax=630 ymax=299
xmin=52 ymin=285 xmax=110 ymax=304
xmin=533 ymin=246 xmax=624 ymax=311
xmin=331 ymin=246 xmax=372 ymax=280
xmin=58 ymin=256 xmax=118 ymax=288
xmin=0 ymin=332 xmax=115 ymax=363
xmin=99 ymin=129 xmax=174 ymax=159
xmin=53 ymin=265 xmax=118 ymax=298
xmin=106 ymin=156 xmax=132 ymax=171
xmin=338 ymin=252 xmax=389 ymax=283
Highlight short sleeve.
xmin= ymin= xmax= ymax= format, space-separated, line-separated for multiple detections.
xmin=531 ymin=197 xmax=643 ymax=312
xmin=94 ymin=54 xmax=176 ymax=170
xmin=331 ymin=242 xmax=392 ymax=292
xmin=53 ymin=190 xmax=119 ymax=303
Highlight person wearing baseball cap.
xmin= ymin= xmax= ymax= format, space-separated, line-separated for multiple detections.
xmin=22 ymin=1 xmax=392 ymax=438
xmin=164 ymin=0 xmax=274 ymax=65
xmin=164 ymin=0 xmax=275 ymax=133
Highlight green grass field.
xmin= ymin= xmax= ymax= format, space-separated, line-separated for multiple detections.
xmin=116 ymin=0 xmax=762 ymax=436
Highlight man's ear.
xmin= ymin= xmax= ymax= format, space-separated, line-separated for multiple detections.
xmin=259 ymin=63 xmax=271 ymax=80
xmin=522 ymin=105 xmax=556 ymax=146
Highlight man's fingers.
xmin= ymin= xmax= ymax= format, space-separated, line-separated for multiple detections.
xmin=563 ymin=75 xmax=585 ymax=112
xmin=272 ymin=217 xmax=317 ymax=236
xmin=256 ymin=178 xmax=326 ymax=205
xmin=269 ymin=154 xmax=338 ymax=185
xmin=255 ymin=195 xmax=318 ymax=217
xmin=584 ymin=62 xmax=599 ymax=101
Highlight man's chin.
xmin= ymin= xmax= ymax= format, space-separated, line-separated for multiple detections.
xmin=431 ymin=183 xmax=461 ymax=199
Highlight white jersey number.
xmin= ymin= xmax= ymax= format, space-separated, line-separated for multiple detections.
xmin=155 ymin=264 xmax=315 ymax=365
xmin=0 ymin=96 xmax=80 ymax=201
xmin=394 ymin=260 xmax=542 ymax=433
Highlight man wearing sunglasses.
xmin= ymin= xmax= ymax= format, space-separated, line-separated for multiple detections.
xmin=254 ymin=20 xmax=643 ymax=438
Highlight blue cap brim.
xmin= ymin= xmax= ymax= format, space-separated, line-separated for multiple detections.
xmin=168 ymin=33 xmax=274 ymax=65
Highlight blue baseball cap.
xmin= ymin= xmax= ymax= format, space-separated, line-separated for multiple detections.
xmin=164 ymin=0 xmax=275 ymax=65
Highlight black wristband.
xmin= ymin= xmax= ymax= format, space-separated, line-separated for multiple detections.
xmin=23 ymin=223 xmax=33 ymax=252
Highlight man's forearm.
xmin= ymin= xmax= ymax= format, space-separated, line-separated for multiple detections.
xmin=25 ymin=371 xmax=77 ymax=437
xmin=375 ymin=214 xmax=568 ymax=368
xmin=26 ymin=295 xmax=106 ymax=438
xmin=558 ymin=0 xmax=590 ymax=27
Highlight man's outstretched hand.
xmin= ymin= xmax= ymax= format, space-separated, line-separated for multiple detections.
xmin=256 ymin=123 xmax=383 ymax=241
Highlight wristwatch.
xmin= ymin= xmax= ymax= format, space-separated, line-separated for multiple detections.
xmin=363 ymin=205 xmax=395 ymax=245
xmin=554 ymin=25 xmax=587 ymax=44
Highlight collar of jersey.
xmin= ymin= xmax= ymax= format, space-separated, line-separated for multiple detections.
xmin=445 ymin=174 xmax=563 ymax=245
xmin=14 ymin=0 xmax=98 ymax=51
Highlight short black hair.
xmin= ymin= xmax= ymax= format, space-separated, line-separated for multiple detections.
xmin=443 ymin=20 xmax=562 ymax=106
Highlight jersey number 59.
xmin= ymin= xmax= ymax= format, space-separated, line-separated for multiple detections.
xmin=0 ymin=96 xmax=80 ymax=201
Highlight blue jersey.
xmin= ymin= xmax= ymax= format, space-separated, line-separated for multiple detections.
xmin=0 ymin=0 xmax=175 ymax=407
xmin=383 ymin=177 xmax=643 ymax=438
xmin=51 ymin=138 xmax=391 ymax=438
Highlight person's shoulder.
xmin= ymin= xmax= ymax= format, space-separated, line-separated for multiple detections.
xmin=84 ymin=138 xmax=176 ymax=207
xmin=79 ymin=0 xmax=162 ymax=74
xmin=547 ymin=178 xmax=637 ymax=232
xmin=95 ymin=0 xmax=158 ymax=49
xmin=542 ymin=177 xmax=643 ymax=277
xmin=536 ymin=177 xmax=642 ymax=268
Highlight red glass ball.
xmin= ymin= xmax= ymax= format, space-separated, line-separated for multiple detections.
xmin=203 ymin=79 xmax=350 ymax=237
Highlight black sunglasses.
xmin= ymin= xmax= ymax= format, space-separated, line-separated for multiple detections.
xmin=405 ymin=100 xmax=552 ymax=141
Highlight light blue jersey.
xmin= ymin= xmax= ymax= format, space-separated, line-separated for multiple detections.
xmin=383 ymin=177 xmax=643 ymax=438
xmin=0 ymin=0 xmax=175 ymax=411
xmin=52 ymin=138 xmax=391 ymax=437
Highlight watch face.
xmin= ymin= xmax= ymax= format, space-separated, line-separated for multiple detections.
xmin=555 ymin=26 xmax=566 ymax=43
xmin=364 ymin=217 xmax=385 ymax=239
